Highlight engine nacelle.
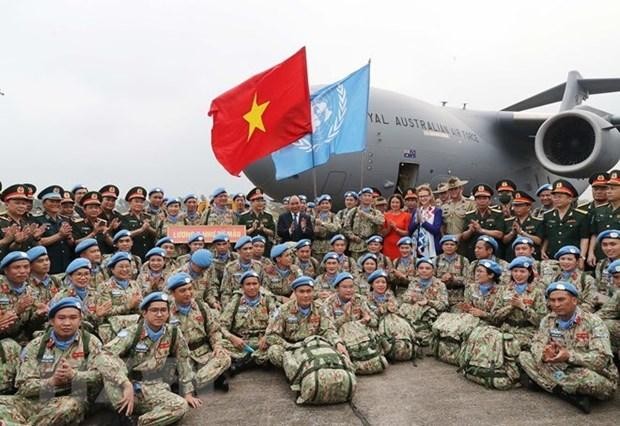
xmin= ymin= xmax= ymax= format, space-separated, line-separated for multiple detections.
xmin=534 ymin=110 xmax=620 ymax=178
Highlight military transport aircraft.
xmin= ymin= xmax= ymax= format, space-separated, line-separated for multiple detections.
xmin=244 ymin=71 xmax=620 ymax=207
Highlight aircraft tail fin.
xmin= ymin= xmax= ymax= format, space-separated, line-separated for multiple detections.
xmin=502 ymin=71 xmax=620 ymax=112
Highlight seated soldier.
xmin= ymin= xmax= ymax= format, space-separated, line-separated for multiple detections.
xmin=220 ymin=271 xmax=278 ymax=374
xmin=136 ymin=247 xmax=169 ymax=296
xmin=314 ymin=252 xmax=340 ymax=301
xmin=492 ymin=257 xmax=547 ymax=350
xmin=95 ymin=292 xmax=201 ymax=424
xmin=511 ymin=236 xmax=558 ymax=289
xmin=263 ymin=244 xmax=302 ymax=304
xmin=458 ymin=259 xmax=503 ymax=324
xmin=175 ymin=232 xmax=206 ymax=266
xmin=167 ymin=273 xmax=231 ymax=391
xmin=154 ymin=236 xmax=179 ymax=272
xmin=26 ymin=246 xmax=62 ymax=332
xmin=598 ymin=260 xmax=620 ymax=358
xmin=357 ymin=253 xmax=379 ymax=295
xmin=465 ymin=235 xmax=510 ymax=284
xmin=172 ymin=249 xmax=220 ymax=311
xmin=95 ymin=252 xmax=143 ymax=343
xmin=328 ymin=234 xmax=358 ymax=275
xmin=518 ymin=282 xmax=619 ymax=413
xmin=552 ymin=245 xmax=597 ymax=312
xmin=74 ymin=238 xmax=108 ymax=292
xmin=364 ymin=235 xmax=393 ymax=272
xmin=593 ymin=230 xmax=620 ymax=306
xmin=251 ymin=235 xmax=275 ymax=271
xmin=0 ymin=297 xmax=103 ymax=425
xmin=434 ymin=235 xmax=469 ymax=308
xmin=294 ymin=239 xmax=320 ymax=279
xmin=398 ymin=258 xmax=449 ymax=350
xmin=220 ymin=236 xmax=264 ymax=308
xmin=0 ymin=317 xmax=21 ymax=395
xmin=210 ymin=233 xmax=238 ymax=288
xmin=52 ymin=259 xmax=98 ymax=334
xmin=266 ymin=276 xmax=348 ymax=368
xmin=391 ymin=236 xmax=417 ymax=297
xmin=103 ymin=230 xmax=143 ymax=280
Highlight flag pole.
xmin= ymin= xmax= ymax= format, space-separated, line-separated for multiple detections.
xmin=360 ymin=58 xmax=371 ymax=189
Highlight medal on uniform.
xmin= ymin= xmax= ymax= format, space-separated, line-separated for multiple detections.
xmin=135 ymin=342 xmax=148 ymax=353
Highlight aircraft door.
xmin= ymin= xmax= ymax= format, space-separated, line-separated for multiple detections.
xmin=396 ymin=162 xmax=419 ymax=194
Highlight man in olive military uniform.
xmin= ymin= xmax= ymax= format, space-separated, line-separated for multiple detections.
xmin=588 ymin=171 xmax=620 ymax=267
xmin=32 ymin=185 xmax=74 ymax=274
xmin=95 ymin=292 xmax=201 ymax=425
xmin=459 ymin=184 xmax=505 ymax=261
xmin=0 ymin=297 xmax=103 ymax=425
xmin=532 ymin=184 xmax=553 ymax=219
xmin=71 ymin=184 xmax=88 ymax=218
xmin=119 ymin=186 xmax=160 ymax=261
xmin=220 ymin=236 xmax=265 ymax=308
xmin=59 ymin=190 xmax=80 ymax=222
xmin=238 ymin=188 xmax=276 ymax=253
xmin=541 ymin=180 xmax=589 ymax=267
xmin=265 ymin=276 xmax=348 ymax=368
xmin=580 ymin=172 xmax=610 ymax=212
xmin=442 ymin=177 xmax=474 ymax=237
xmin=0 ymin=184 xmax=45 ymax=260
xmin=72 ymin=191 xmax=110 ymax=250
xmin=518 ymin=282 xmax=618 ymax=413
xmin=494 ymin=179 xmax=517 ymax=218
xmin=502 ymin=191 xmax=543 ymax=261
xmin=343 ymin=187 xmax=385 ymax=260
xmin=202 ymin=187 xmax=237 ymax=226
xmin=97 ymin=184 xmax=122 ymax=254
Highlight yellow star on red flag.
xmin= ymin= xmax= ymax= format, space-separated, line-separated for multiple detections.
xmin=243 ymin=93 xmax=270 ymax=141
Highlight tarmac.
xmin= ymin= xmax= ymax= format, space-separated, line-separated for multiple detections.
xmin=85 ymin=357 xmax=620 ymax=425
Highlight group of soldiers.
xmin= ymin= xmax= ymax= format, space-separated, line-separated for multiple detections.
xmin=0 ymin=172 xmax=618 ymax=424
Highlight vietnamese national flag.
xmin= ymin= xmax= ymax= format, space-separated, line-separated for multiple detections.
xmin=209 ymin=47 xmax=312 ymax=176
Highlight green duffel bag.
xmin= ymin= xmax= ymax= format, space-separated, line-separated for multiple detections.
xmin=339 ymin=321 xmax=388 ymax=375
xmin=431 ymin=312 xmax=480 ymax=365
xmin=378 ymin=313 xmax=416 ymax=361
xmin=283 ymin=336 xmax=357 ymax=405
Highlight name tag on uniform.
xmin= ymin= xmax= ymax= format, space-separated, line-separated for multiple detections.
xmin=334 ymin=308 xmax=344 ymax=316
xmin=238 ymin=305 xmax=248 ymax=313
xmin=549 ymin=328 xmax=564 ymax=339
xmin=111 ymin=290 xmax=123 ymax=297
xmin=41 ymin=353 xmax=55 ymax=363
xmin=169 ymin=318 xmax=180 ymax=325
xmin=135 ymin=343 xmax=148 ymax=353
xmin=286 ymin=316 xmax=298 ymax=323
xmin=233 ymin=273 xmax=242 ymax=279
xmin=0 ymin=296 xmax=10 ymax=305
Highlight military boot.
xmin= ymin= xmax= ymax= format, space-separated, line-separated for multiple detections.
xmin=553 ymin=386 xmax=592 ymax=414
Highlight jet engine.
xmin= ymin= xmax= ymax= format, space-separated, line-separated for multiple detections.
xmin=534 ymin=110 xmax=620 ymax=178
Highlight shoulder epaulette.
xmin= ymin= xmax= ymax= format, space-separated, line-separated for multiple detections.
xmin=574 ymin=208 xmax=588 ymax=215
xmin=73 ymin=218 xmax=84 ymax=223
xmin=530 ymin=215 xmax=542 ymax=221
xmin=465 ymin=209 xmax=476 ymax=215
xmin=490 ymin=208 xmax=502 ymax=214
xmin=505 ymin=216 xmax=515 ymax=221
xmin=542 ymin=208 xmax=554 ymax=216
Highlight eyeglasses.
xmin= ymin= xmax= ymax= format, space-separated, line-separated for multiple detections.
xmin=147 ymin=308 xmax=169 ymax=315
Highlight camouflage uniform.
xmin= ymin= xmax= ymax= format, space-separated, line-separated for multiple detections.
xmin=0 ymin=338 xmax=21 ymax=395
xmin=551 ymin=271 xmax=597 ymax=312
xmin=171 ymin=263 xmax=220 ymax=310
xmin=491 ymin=282 xmax=547 ymax=350
xmin=356 ymin=273 xmax=373 ymax=296
xmin=211 ymin=250 xmax=239 ymax=287
xmin=312 ymin=213 xmax=341 ymax=260
xmin=28 ymin=274 xmax=63 ymax=332
xmin=0 ymin=278 xmax=42 ymax=345
xmin=442 ymin=196 xmax=474 ymax=236
xmin=88 ymin=265 xmax=109 ymax=293
xmin=331 ymin=253 xmax=358 ymax=276
xmin=183 ymin=212 xmax=202 ymax=226
xmin=220 ymin=291 xmax=278 ymax=363
xmin=434 ymin=253 xmax=470 ymax=307
xmin=220 ymin=260 xmax=264 ymax=308
xmin=398 ymin=278 xmax=449 ymax=347
xmin=462 ymin=283 xmax=500 ymax=321
xmin=465 ymin=257 xmax=510 ymax=285
xmin=169 ymin=300 xmax=231 ymax=389
xmin=367 ymin=251 xmax=393 ymax=272
xmin=201 ymin=206 xmax=237 ymax=226
xmin=594 ymin=257 xmax=616 ymax=301
xmin=95 ymin=278 xmax=142 ymax=343
xmin=135 ymin=268 xmax=168 ymax=296
xmin=343 ymin=207 xmax=385 ymax=259
xmin=102 ymin=252 xmax=143 ymax=280
xmin=367 ymin=291 xmax=416 ymax=361
xmin=0 ymin=330 xmax=103 ymax=425
xmin=265 ymin=299 xmax=343 ymax=367
xmin=294 ymin=256 xmax=320 ymax=279
xmin=324 ymin=293 xmax=378 ymax=330
xmin=159 ymin=215 xmax=185 ymax=239
xmin=263 ymin=265 xmax=303 ymax=303
xmin=597 ymin=291 xmax=620 ymax=354
xmin=51 ymin=287 xmax=98 ymax=333
xmin=95 ymin=322 xmax=193 ymax=425
xmin=518 ymin=307 xmax=619 ymax=400
xmin=313 ymin=273 xmax=337 ymax=301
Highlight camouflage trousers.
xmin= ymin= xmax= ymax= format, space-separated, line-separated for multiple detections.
xmin=192 ymin=351 xmax=231 ymax=390
xmin=267 ymin=344 xmax=287 ymax=368
xmin=518 ymin=352 xmax=616 ymax=400
xmin=447 ymin=288 xmax=465 ymax=308
xmin=104 ymin=380 xmax=188 ymax=426
xmin=398 ymin=304 xmax=438 ymax=347
xmin=0 ymin=338 xmax=20 ymax=395
xmin=603 ymin=319 xmax=619 ymax=354
xmin=499 ymin=324 xmax=536 ymax=351
xmin=221 ymin=337 xmax=270 ymax=365
xmin=0 ymin=394 xmax=89 ymax=426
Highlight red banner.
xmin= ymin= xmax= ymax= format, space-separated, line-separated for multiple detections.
xmin=166 ymin=225 xmax=246 ymax=243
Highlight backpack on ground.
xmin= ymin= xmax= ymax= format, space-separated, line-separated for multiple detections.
xmin=431 ymin=312 xmax=480 ymax=365
xmin=338 ymin=321 xmax=388 ymax=375
xmin=378 ymin=313 xmax=416 ymax=361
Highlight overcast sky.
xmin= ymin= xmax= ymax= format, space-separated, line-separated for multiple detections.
xmin=2 ymin=0 xmax=619 ymax=199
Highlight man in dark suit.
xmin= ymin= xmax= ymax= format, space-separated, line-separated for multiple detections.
xmin=277 ymin=195 xmax=314 ymax=243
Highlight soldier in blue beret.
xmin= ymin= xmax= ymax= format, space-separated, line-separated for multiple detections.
xmin=251 ymin=235 xmax=275 ymax=271
xmin=74 ymin=238 xmax=108 ymax=292
xmin=293 ymin=239 xmax=319 ymax=279
xmin=51 ymin=259 xmax=97 ymax=331
xmin=312 ymin=193 xmax=341 ymax=263
xmin=182 ymin=194 xmax=201 ymax=225
xmin=598 ymin=261 xmax=620 ymax=356
xmin=434 ymin=234 xmax=470 ymax=307
xmin=104 ymin=230 xmax=142 ymax=280
xmin=465 ymin=235 xmax=509 ymax=284
xmin=175 ymin=232 xmax=206 ymax=267
xmin=263 ymin=244 xmax=302 ymax=303
xmin=314 ymin=252 xmax=341 ymax=301
xmin=532 ymin=184 xmax=553 ymax=219
xmin=357 ymin=253 xmax=379 ymax=295
xmin=335 ymin=191 xmax=359 ymax=228
xmin=365 ymin=234 xmax=393 ymax=272
xmin=203 ymin=187 xmax=236 ymax=227
xmin=593 ymin=229 xmax=620 ymax=300
xmin=26 ymin=246 xmax=62 ymax=320
xmin=392 ymin=236 xmax=418 ymax=298
xmin=171 ymin=248 xmax=220 ymax=311
xmin=329 ymin=234 xmax=358 ymax=275
xmin=136 ymin=248 xmax=168 ymax=296
xmin=552 ymin=245 xmax=597 ymax=312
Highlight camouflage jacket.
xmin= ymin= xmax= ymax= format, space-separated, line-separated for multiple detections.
xmin=294 ymin=256 xmax=319 ymax=279
xmin=491 ymin=282 xmax=547 ymax=328
xmin=96 ymin=322 xmax=194 ymax=395
xmin=597 ymin=290 xmax=619 ymax=320
xmin=102 ymin=252 xmax=142 ymax=280
xmin=266 ymin=299 xmax=342 ymax=348
xmin=183 ymin=212 xmax=203 ymax=226
xmin=211 ymin=251 xmax=239 ymax=284
xmin=442 ymin=197 xmax=475 ymax=235
xmin=312 ymin=212 xmax=341 ymax=254
xmin=366 ymin=290 xmax=399 ymax=318
xmin=0 ymin=279 xmax=41 ymax=343
xmin=51 ymin=286 xmax=98 ymax=325
xmin=171 ymin=263 xmax=219 ymax=310
xmin=220 ymin=259 xmax=264 ymax=308
xmin=392 ymin=255 xmax=417 ymax=284
xmin=95 ymin=278 xmax=142 ymax=319
xmin=169 ymin=299 xmax=224 ymax=363
xmin=551 ymin=270 xmax=597 ymax=312
xmin=28 ymin=274 xmax=62 ymax=306
xmin=343 ymin=207 xmax=385 ymax=252
xmin=201 ymin=206 xmax=237 ymax=226
xmin=135 ymin=268 xmax=168 ymax=296
xmin=466 ymin=257 xmax=510 ymax=285
xmin=0 ymin=338 xmax=21 ymax=394
xmin=324 ymin=293 xmax=378 ymax=330
xmin=16 ymin=329 xmax=102 ymax=399
xmin=263 ymin=264 xmax=302 ymax=301
xmin=313 ymin=273 xmax=337 ymax=301
xmin=594 ymin=257 xmax=615 ymax=297
xmin=434 ymin=254 xmax=469 ymax=288
xmin=220 ymin=291 xmax=277 ymax=340
xmin=400 ymin=277 xmax=449 ymax=313
xmin=462 ymin=283 xmax=500 ymax=321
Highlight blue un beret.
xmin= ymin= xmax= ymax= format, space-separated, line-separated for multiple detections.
xmin=113 ymin=230 xmax=132 ymax=244
xmin=333 ymin=272 xmax=354 ymax=287
xmin=322 ymin=252 xmax=339 ymax=263
xmin=397 ymin=236 xmax=413 ymax=247
xmin=48 ymin=296 xmax=83 ymax=319
xmin=251 ymin=235 xmax=266 ymax=245
xmin=366 ymin=235 xmax=383 ymax=245
xmin=536 ymin=184 xmax=552 ymax=196
xmin=188 ymin=232 xmax=205 ymax=244
xmin=191 ymin=249 xmax=213 ymax=269
xmin=240 ymin=270 xmax=260 ymax=285
xmin=26 ymin=246 xmax=47 ymax=262
xmin=440 ymin=235 xmax=458 ymax=246
xmin=416 ymin=257 xmax=434 ymax=268
xmin=148 ymin=187 xmax=164 ymax=196
xmin=358 ymin=253 xmax=378 ymax=266
xmin=512 ymin=236 xmax=534 ymax=250
xmin=167 ymin=272 xmax=192 ymax=291
xmin=212 ymin=233 xmax=230 ymax=244
xmin=344 ymin=191 xmax=358 ymax=200
xmin=145 ymin=247 xmax=166 ymax=259
xmin=359 ymin=187 xmax=373 ymax=195
xmin=477 ymin=235 xmax=498 ymax=252
xmin=234 ymin=236 xmax=253 ymax=250
xmin=508 ymin=256 xmax=534 ymax=270
xmin=546 ymin=281 xmax=579 ymax=297
xmin=478 ymin=259 xmax=502 ymax=277
xmin=75 ymin=238 xmax=99 ymax=255
xmin=317 ymin=194 xmax=332 ymax=204
xmin=107 ymin=251 xmax=131 ymax=268
xmin=270 ymin=243 xmax=289 ymax=259
xmin=156 ymin=236 xmax=174 ymax=247
xmin=368 ymin=269 xmax=388 ymax=284
xmin=140 ymin=291 xmax=169 ymax=310
xmin=295 ymin=239 xmax=312 ymax=250
xmin=183 ymin=194 xmax=197 ymax=204
xmin=0 ymin=251 xmax=29 ymax=270
xmin=608 ymin=259 xmax=620 ymax=275
xmin=66 ymin=258 xmax=91 ymax=275
xmin=597 ymin=229 xmax=620 ymax=244
xmin=554 ymin=245 xmax=580 ymax=259
xmin=291 ymin=276 xmax=314 ymax=290
xmin=211 ymin=187 xmax=227 ymax=199
xmin=330 ymin=234 xmax=346 ymax=245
